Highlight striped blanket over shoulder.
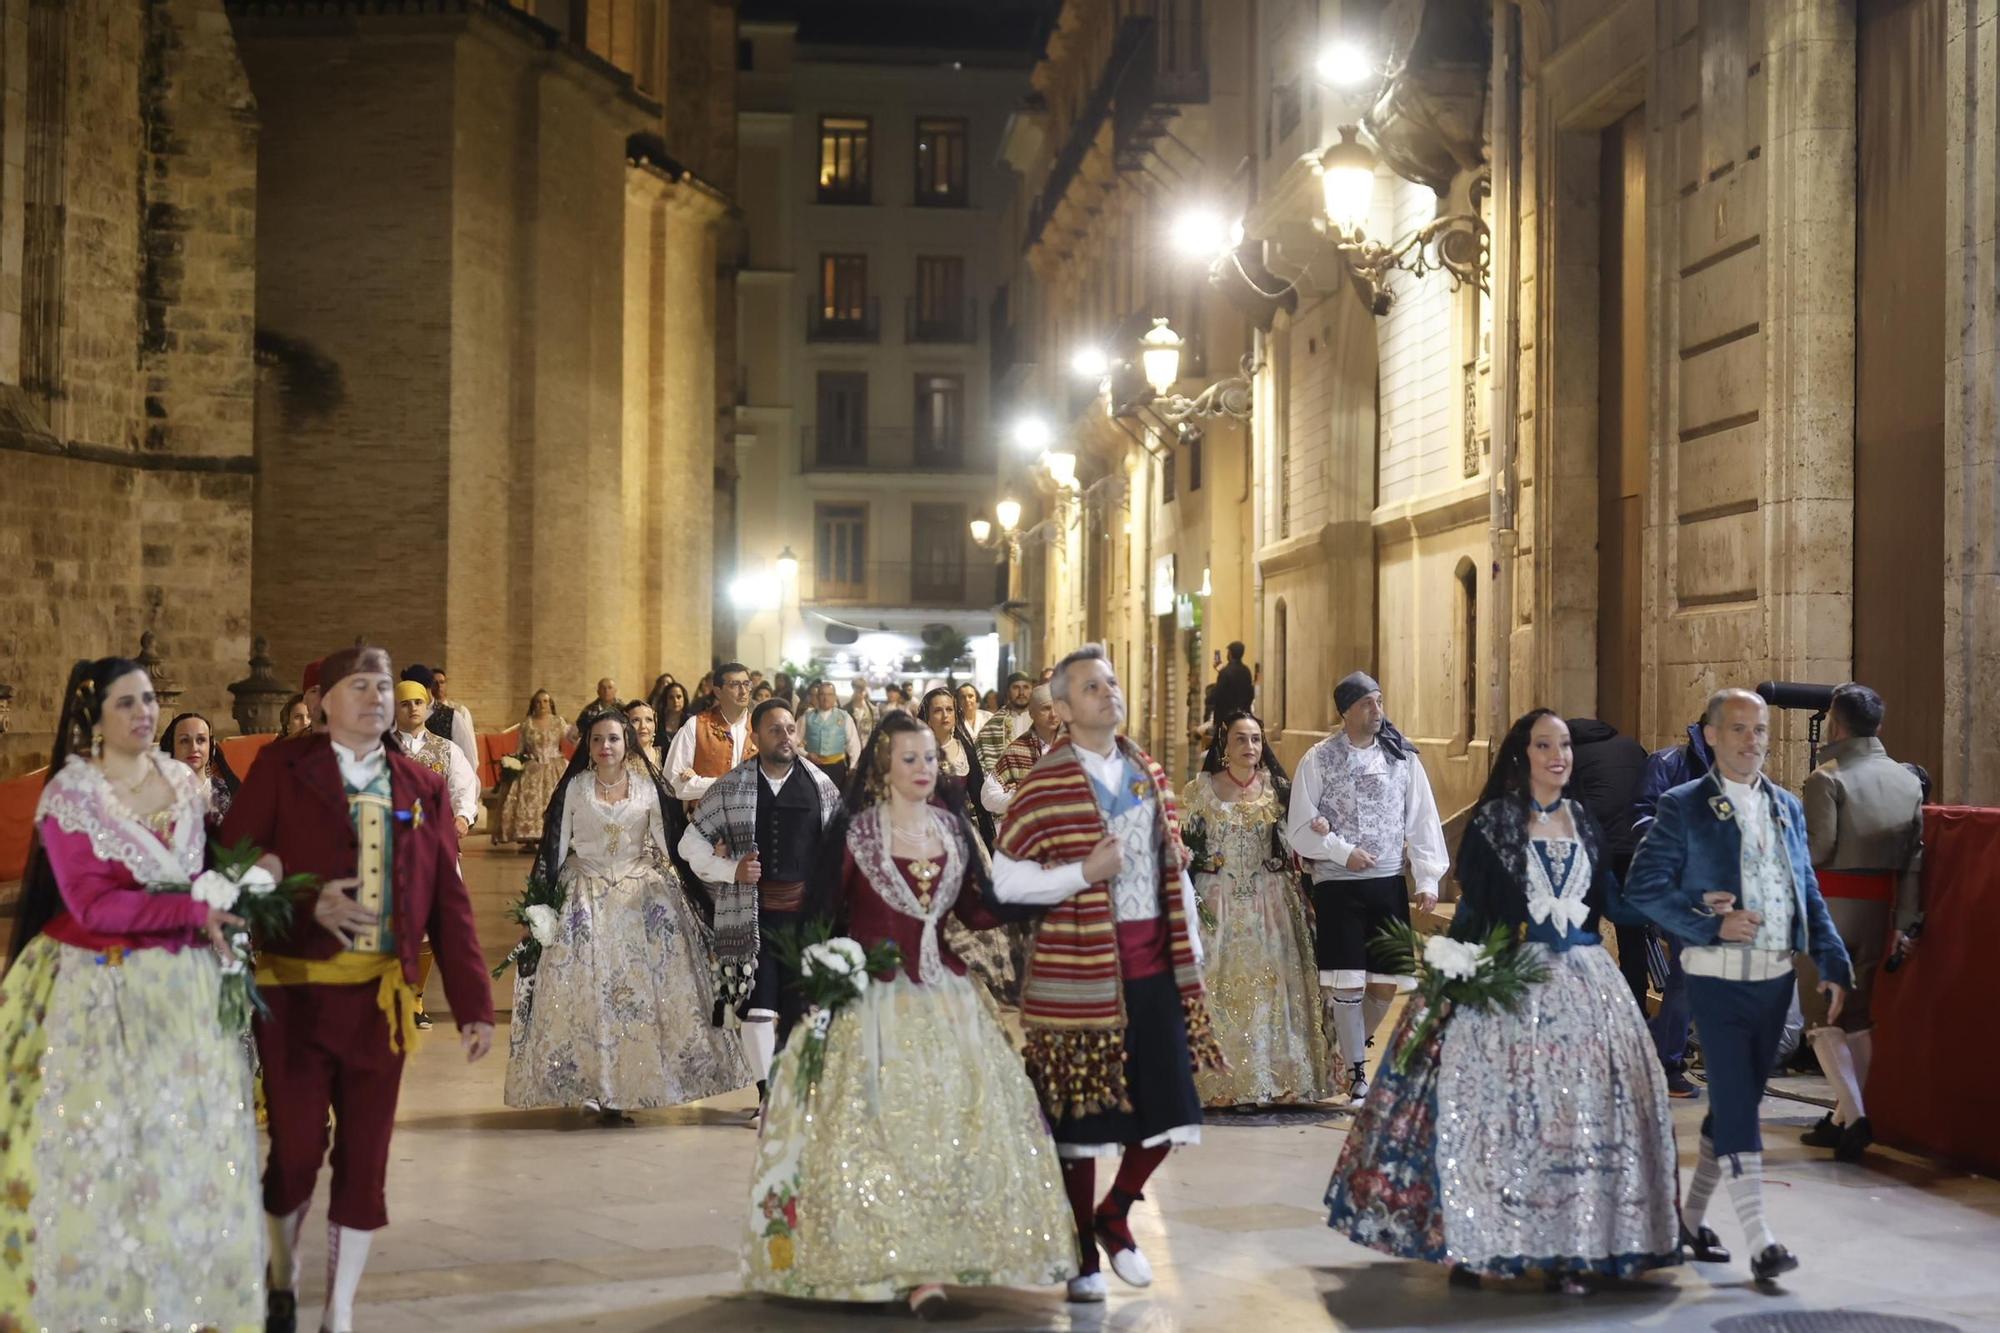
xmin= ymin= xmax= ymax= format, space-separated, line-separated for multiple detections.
xmin=995 ymin=735 xmax=1222 ymax=1120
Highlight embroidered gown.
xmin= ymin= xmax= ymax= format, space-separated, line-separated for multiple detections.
xmin=1325 ymin=798 xmax=1681 ymax=1278
xmin=1180 ymin=772 xmax=1331 ymax=1106
xmin=0 ymin=753 xmax=265 ymax=1329
xmin=744 ymin=805 xmax=1074 ymax=1301
xmin=934 ymin=736 xmax=1020 ymax=1007
xmin=504 ymin=770 xmax=752 ymax=1109
xmin=498 ymin=713 xmax=567 ymax=844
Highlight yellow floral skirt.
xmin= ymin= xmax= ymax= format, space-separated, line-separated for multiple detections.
xmin=744 ymin=972 xmax=1075 ymax=1301
xmin=0 ymin=935 xmax=265 ymax=1331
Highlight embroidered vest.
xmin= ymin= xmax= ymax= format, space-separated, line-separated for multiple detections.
xmin=803 ymin=709 xmax=848 ymax=759
xmin=406 ymin=729 xmax=451 ymax=779
xmin=691 ymin=708 xmax=755 ymax=778
xmin=1312 ymin=736 xmax=1412 ymax=867
xmin=345 ymin=767 xmax=396 ymax=955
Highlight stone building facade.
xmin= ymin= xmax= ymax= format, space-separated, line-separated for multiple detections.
xmin=993 ymin=0 xmax=1253 ymax=778
xmin=731 ymin=9 xmax=1032 ymax=679
xmin=1005 ymin=0 xmax=2000 ymax=811
xmin=0 ymin=0 xmax=258 ymax=777
xmin=231 ymin=0 xmax=736 ymax=730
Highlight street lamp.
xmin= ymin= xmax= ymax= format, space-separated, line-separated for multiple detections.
xmin=1070 ymin=345 xmax=1110 ymax=379
xmin=1313 ymin=40 xmax=1376 ymax=88
xmin=1139 ymin=319 xmax=1184 ymax=395
xmin=1169 ymin=207 xmax=1238 ymax=262
xmin=995 ymin=498 xmax=1023 ymax=533
xmin=969 ymin=517 xmax=992 ymax=544
xmin=774 ymin=545 xmax=800 ymax=582
xmin=1318 ymin=127 xmax=1379 ymax=242
xmin=1010 ymin=417 xmax=1053 ymax=453
xmin=1044 ymin=451 xmax=1079 ymax=489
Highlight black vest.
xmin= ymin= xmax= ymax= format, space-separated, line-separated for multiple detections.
xmin=755 ymin=763 xmax=824 ymax=884
xmin=425 ymin=703 xmax=455 ymax=743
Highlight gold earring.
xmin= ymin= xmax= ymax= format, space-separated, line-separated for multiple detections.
xmin=91 ymin=728 xmax=104 ymax=760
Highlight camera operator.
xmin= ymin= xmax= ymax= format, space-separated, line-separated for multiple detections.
xmin=1797 ymin=682 xmax=1926 ymax=1162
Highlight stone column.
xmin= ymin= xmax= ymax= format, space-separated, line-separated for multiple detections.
xmin=1941 ymin=0 xmax=2000 ymax=803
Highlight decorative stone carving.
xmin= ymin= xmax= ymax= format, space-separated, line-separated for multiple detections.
xmin=134 ymin=631 xmax=182 ymax=713
xmin=228 ymin=637 xmax=291 ymax=735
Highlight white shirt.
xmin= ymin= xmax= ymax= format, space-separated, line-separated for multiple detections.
xmin=443 ymin=702 xmax=477 ymax=767
xmin=393 ymin=727 xmax=482 ymax=826
xmin=330 ymin=738 xmax=386 ymax=791
xmin=675 ymin=762 xmax=800 ymax=882
xmin=1285 ymin=734 xmax=1449 ymax=898
xmin=990 ymin=736 xmax=1202 ymax=965
xmin=663 ymin=711 xmax=751 ymax=802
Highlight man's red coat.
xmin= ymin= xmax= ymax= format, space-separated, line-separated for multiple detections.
xmin=221 ymin=731 xmax=495 ymax=1028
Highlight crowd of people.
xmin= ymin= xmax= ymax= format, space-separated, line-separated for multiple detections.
xmin=0 ymin=636 xmax=1926 ymax=1327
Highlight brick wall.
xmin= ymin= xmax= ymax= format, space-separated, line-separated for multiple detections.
xmin=0 ymin=0 xmax=255 ymax=772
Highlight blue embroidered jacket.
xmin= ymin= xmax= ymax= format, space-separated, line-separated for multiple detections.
xmin=1622 ymin=770 xmax=1852 ymax=987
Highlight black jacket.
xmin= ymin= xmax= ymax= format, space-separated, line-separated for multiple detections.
xmin=1564 ymin=718 xmax=1648 ymax=860
xmin=1208 ymin=661 xmax=1255 ymax=721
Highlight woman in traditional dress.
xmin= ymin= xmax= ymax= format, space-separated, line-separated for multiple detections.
xmin=655 ymin=680 xmax=690 ymax=743
xmin=0 ymin=658 xmax=265 ymax=1329
xmin=1181 ymin=711 xmax=1331 ymax=1107
xmin=1325 ymin=709 xmax=1680 ymax=1291
xmin=277 ymin=691 xmax=313 ymax=739
xmin=917 ymin=685 xmax=1016 ymax=1004
xmin=745 ymin=711 xmax=1074 ymax=1315
xmin=626 ymin=698 xmax=663 ymax=769
xmin=163 ymin=708 xmax=242 ymax=831
xmin=504 ymin=709 xmax=750 ymax=1122
xmin=497 ymin=689 xmax=566 ymax=846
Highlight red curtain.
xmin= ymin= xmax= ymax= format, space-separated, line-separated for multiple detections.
xmin=1868 ymin=804 xmax=2000 ymax=1173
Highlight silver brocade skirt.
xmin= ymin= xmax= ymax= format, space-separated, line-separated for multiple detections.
xmin=1433 ymin=940 xmax=1680 ymax=1275
xmin=1328 ymin=939 xmax=1680 ymax=1277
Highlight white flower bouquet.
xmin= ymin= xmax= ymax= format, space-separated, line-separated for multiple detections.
xmin=149 ymin=837 xmax=309 ymax=1035
xmin=771 ymin=921 xmax=902 ymax=1094
xmin=493 ymin=874 xmax=567 ymax=979
xmin=1369 ymin=919 xmax=1550 ymax=1074
xmin=498 ymin=755 xmax=526 ymax=780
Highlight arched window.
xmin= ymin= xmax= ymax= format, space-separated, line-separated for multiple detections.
xmin=1454 ymin=559 xmax=1478 ymax=752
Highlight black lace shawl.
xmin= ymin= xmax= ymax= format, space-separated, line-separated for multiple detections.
xmin=1449 ymin=795 xmax=1620 ymax=943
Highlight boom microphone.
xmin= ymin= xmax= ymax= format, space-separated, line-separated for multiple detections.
xmin=1755 ymin=681 xmax=1834 ymax=713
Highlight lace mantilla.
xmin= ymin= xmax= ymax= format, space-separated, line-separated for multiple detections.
xmin=35 ymin=752 xmax=206 ymax=885
xmin=848 ymin=805 xmax=965 ymax=985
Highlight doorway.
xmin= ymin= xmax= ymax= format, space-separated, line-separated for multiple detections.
xmin=1595 ymin=106 xmax=1647 ymax=736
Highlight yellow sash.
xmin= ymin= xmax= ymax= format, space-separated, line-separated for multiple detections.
xmin=256 ymin=951 xmax=423 ymax=1056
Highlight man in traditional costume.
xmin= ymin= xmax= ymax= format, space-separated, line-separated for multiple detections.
xmin=993 ymin=644 xmax=1220 ymax=1304
xmin=223 ymin=646 xmax=494 ymax=1333
xmin=391 ymin=678 xmax=482 ymax=1030
xmin=679 ymin=698 xmax=842 ymax=1102
xmin=402 ymin=662 xmax=476 ymax=767
xmin=981 ymin=682 xmax=1062 ymax=817
xmin=844 ymin=675 xmax=876 ymax=734
xmin=1625 ymin=688 xmax=1851 ymax=1284
xmin=666 ymin=660 xmax=756 ymax=803
xmin=974 ymin=671 xmax=1036 ymax=774
xmin=1285 ymin=671 xmax=1448 ymax=1101
xmin=800 ymin=678 xmax=862 ymax=789
xmin=1797 ymin=682 xmax=1925 ymax=1161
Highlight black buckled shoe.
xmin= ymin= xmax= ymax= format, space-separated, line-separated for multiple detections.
xmin=1834 ymin=1115 xmax=1874 ymax=1163
xmin=1679 ymin=1221 xmax=1731 ymax=1264
xmin=1750 ymin=1243 xmax=1799 ymax=1284
xmin=1799 ymin=1113 xmax=1842 ymax=1149
xmin=266 ymin=1289 xmax=298 ymax=1333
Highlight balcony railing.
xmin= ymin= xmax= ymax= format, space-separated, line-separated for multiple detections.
xmin=806 ymin=297 xmax=881 ymax=342
xmin=1021 ymin=14 xmax=1209 ymax=254
xmin=805 ymin=559 xmax=990 ymax=609
xmin=799 ymin=425 xmax=986 ymax=473
xmin=905 ymin=297 xmax=978 ymax=344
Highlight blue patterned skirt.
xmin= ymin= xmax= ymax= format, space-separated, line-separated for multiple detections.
xmin=1326 ymin=944 xmax=1682 ymax=1278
